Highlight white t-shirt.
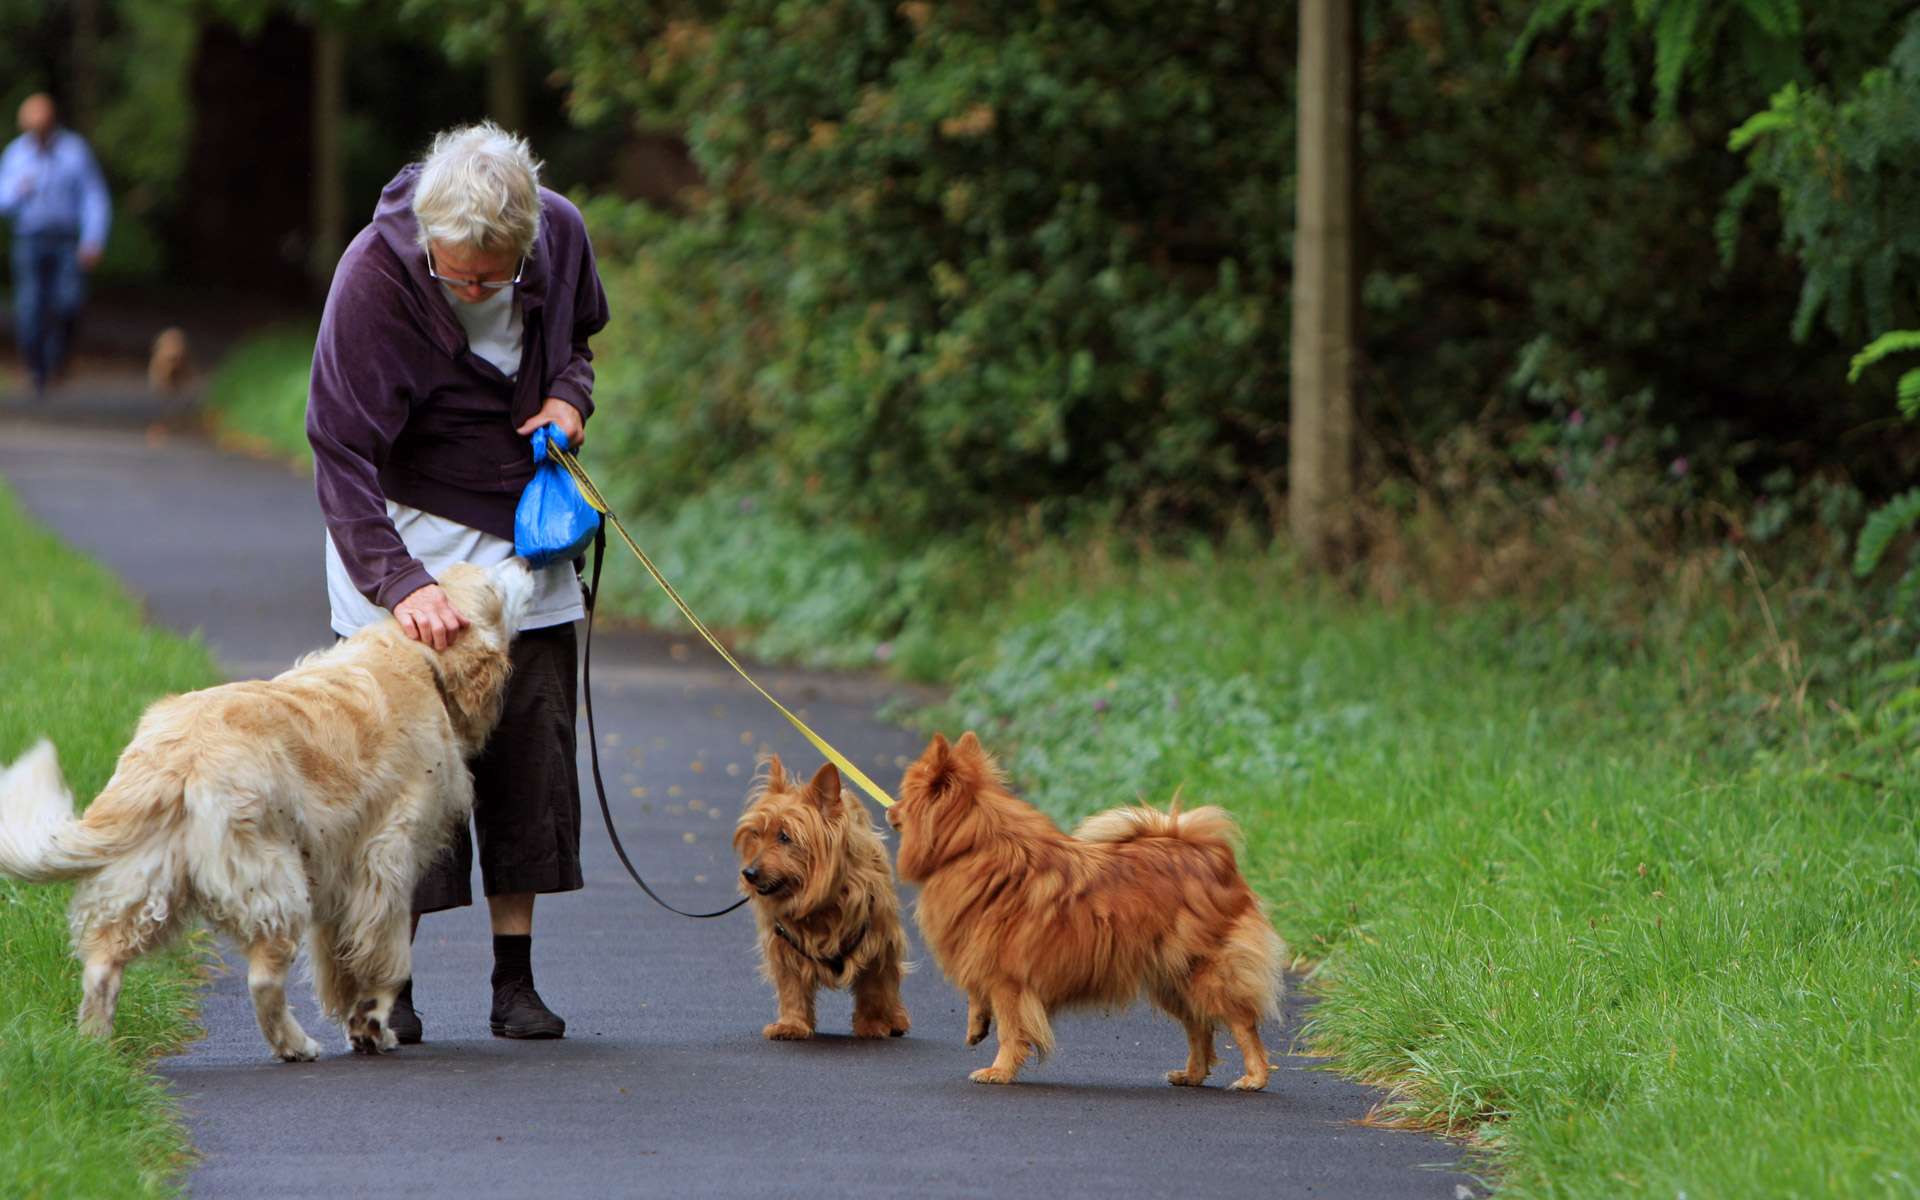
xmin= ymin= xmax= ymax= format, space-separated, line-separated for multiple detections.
xmin=323 ymin=282 xmax=583 ymax=636
xmin=449 ymin=282 xmax=524 ymax=378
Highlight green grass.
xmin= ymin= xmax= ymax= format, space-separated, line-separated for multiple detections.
xmin=920 ymin=546 xmax=1920 ymax=1198
xmin=198 ymin=325 xmax=317 ymax=466
xmin=0 ymin=480 xmax=221 ymax=1198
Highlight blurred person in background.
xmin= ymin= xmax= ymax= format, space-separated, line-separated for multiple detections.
xmin=0 ymin=93 xmax=110 ymax=396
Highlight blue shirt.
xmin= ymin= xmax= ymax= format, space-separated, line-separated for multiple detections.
xmin=0 ymin=129 xmax=111 ymax=251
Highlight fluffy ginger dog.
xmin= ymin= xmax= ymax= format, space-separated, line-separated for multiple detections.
xmin=887 ymin=732 xmax=1284 ymax=1089
xmin=733 ymin=756 xmax=910 ymax=1040
xmin=0 ymin=560 xmax=533 ymax=1060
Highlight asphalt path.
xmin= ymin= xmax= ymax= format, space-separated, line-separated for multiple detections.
xmin=0 ymin=396 xmax=1477 ymax=1199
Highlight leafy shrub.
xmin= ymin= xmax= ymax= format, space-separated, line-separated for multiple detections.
xmin=1730 ymin=17 xmax=1920 ymax=339
xmin=563 ymin=0 xmax=1291 ymax=535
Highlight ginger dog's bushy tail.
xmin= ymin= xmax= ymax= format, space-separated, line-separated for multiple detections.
xmin=0 ymin=740 xmax=136 ymax=882
xmin=1073 ymin=800 xmax=1242 ymax=851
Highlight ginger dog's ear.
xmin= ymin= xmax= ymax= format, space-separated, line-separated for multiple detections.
xmin=764 ymin=753 xmax=788 ymax=791
xmin=805 ymin=762 xmax=842 ymax=811
xmin=954 ymin=731 xmax=984 ymax=758
xmin=923 ymin=732 xmax=952 ymax=766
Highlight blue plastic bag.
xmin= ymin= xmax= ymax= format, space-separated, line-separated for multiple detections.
xmin=513 ymin=426 xmax=602 ymax=568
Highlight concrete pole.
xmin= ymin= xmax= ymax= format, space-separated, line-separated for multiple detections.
xmin=1288 ymin=0 xmax=1357 ymax=564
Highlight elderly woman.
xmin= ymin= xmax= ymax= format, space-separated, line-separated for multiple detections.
xmin=307 ymin=122 xmax=609 ymax=1043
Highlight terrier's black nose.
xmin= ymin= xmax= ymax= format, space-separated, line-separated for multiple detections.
xmin=742 ymin=866 xmax=760 ymax=883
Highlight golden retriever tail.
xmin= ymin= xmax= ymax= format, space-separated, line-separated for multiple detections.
xmin=1073 ymin=801 xmax=1242 ymax=852
xmin=0 ymin=740 xmax=156 ymax=882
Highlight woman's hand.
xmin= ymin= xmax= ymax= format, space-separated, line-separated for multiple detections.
xmin=394 ymin=584 xmax=469 ymax=651
xmin=516 ymin=397 xmax=585 ymax=450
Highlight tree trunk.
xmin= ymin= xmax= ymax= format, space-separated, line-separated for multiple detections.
xmin=309 ymin=25 xmax=347 ymax=290
xmin=488 ymin=39 xmax=527 ymax=134
xmin=69 ymin=0 xmax=100 ymax=134
xmin=1288 ymin=0 xmax=1357 ymax=565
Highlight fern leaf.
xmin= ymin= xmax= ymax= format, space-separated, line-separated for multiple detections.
xmin=1848 ymin=330 xmax=1920 ymax=381
xmin=1651 ymin=0 xmax=1704 ymax=116
xmin=1728 ymin=108 xmax=1792 ymax=150
xmin=1896 ymin=369 xmax=1920 ymax=420
xmin=1855 ymin=487 xmax=1920 ymax=577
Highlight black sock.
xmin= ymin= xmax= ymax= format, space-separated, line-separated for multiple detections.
xmin=492 ymin=934 xmax=533 ymax=989
xmin=395 ymin=978 xmax=414 ymax=1008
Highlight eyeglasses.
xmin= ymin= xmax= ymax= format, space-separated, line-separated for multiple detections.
xmin=426 ymin=246 xmax=525 ymax=291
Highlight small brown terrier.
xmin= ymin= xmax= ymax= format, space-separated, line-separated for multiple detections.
xmin=733 ymin=757 xmax=911 ymax=1040
xmin=888 ymin=732 xmax=1284 ymax=1089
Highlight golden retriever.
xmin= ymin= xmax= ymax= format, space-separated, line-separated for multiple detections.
xmin=733 ymin=756 xmax=911 ymax=1040
xmin=0 ymin=560 xmax=533 ymax=1060
xmin=887 ymin=732 xmax=1284 ymax=1089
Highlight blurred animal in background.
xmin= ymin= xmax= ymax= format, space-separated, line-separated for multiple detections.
xmin=146 ymin=326 xmax=190 ymax=395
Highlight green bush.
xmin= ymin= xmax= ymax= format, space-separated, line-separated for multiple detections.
xmin=565 ymin=0 xmax=1290 ymax=535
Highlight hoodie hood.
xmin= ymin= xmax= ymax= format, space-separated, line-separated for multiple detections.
xmin=368 ymin=164 xmax=551 ymax=363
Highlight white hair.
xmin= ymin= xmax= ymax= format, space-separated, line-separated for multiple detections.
xmin=411 ymin=122 xmax=543 ymax=257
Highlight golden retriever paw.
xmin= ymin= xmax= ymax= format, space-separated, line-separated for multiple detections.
xmin=762 ymin=1019 xmax=814 ymax=1040
xmin=275 ymin=1035 xmax=322 ymax=1063
xmin=1166 ymin=1068 xmax=1209 ymax=1087
xmin=348 ymin=998 xmax=399 ymax=1054
xmin=348 ymin=1028 xmax=398 ymax=1055
xmin=851 ymin=1015 xmax=894 ymax=1039
xmin=1226 ymin=1073 xmax=1268 ymax=1092
xmin=969 ymin=1066 xmax=1018 ymax=1085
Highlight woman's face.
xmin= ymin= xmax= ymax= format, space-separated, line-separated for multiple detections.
xmin=428 ymin=240 xmax=521 ymax=305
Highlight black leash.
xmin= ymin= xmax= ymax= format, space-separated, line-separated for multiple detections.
xmin=581 ymin=527 xmax=748 ymax=919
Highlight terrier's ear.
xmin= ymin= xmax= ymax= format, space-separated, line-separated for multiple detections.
xmin=806 ymin=762 xmax=842 ymax=811
xmin=954 ymin=731 xmax=984 ymax=759
xmin=764 ymin=753 xmax=788 ymax=791
xmin=925 ymin=732 xmax=952 ymax=764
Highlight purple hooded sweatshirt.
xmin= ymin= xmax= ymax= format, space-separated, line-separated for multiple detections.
xmin=307 ymin=165 xmax=611 ymax=613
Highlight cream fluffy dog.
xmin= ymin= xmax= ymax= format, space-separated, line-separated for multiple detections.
xmin=0 ymin=559 xmax=533 ymax=1060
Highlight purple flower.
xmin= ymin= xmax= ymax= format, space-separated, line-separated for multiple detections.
xmin=1669 ymin=456 xmax=1689 ymax=478
xmin=873 ymin=641 xmax=894 ymax=663
xmin=1568 ymin=409 xmax=1585 ymax=428
xmin=1092 ymin=697 xmax=1110 ymax=714
xmin=737 ymin=496 xmax=757 ymax=514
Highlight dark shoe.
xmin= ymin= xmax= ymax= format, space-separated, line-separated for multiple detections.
xmin=490 ymin=978 xmax=566 ymax=1039
xmin=389 ymin=979 xmax=423 ymax=1045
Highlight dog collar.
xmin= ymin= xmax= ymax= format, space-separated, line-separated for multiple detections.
xmin=772 ymin=920 xmax=870 ymax=976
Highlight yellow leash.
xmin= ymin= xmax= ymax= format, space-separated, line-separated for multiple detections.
xmin=551 ymin=446 xmax=895 ymax=809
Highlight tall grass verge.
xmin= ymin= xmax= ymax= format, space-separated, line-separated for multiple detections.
xmin=198 ymin=325 xmax=316 ymax=467
xmin=0 ymin=480 xmax=220 ymax=1198
xmin=922 ymin=541 xmax=1919 ymax=1197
